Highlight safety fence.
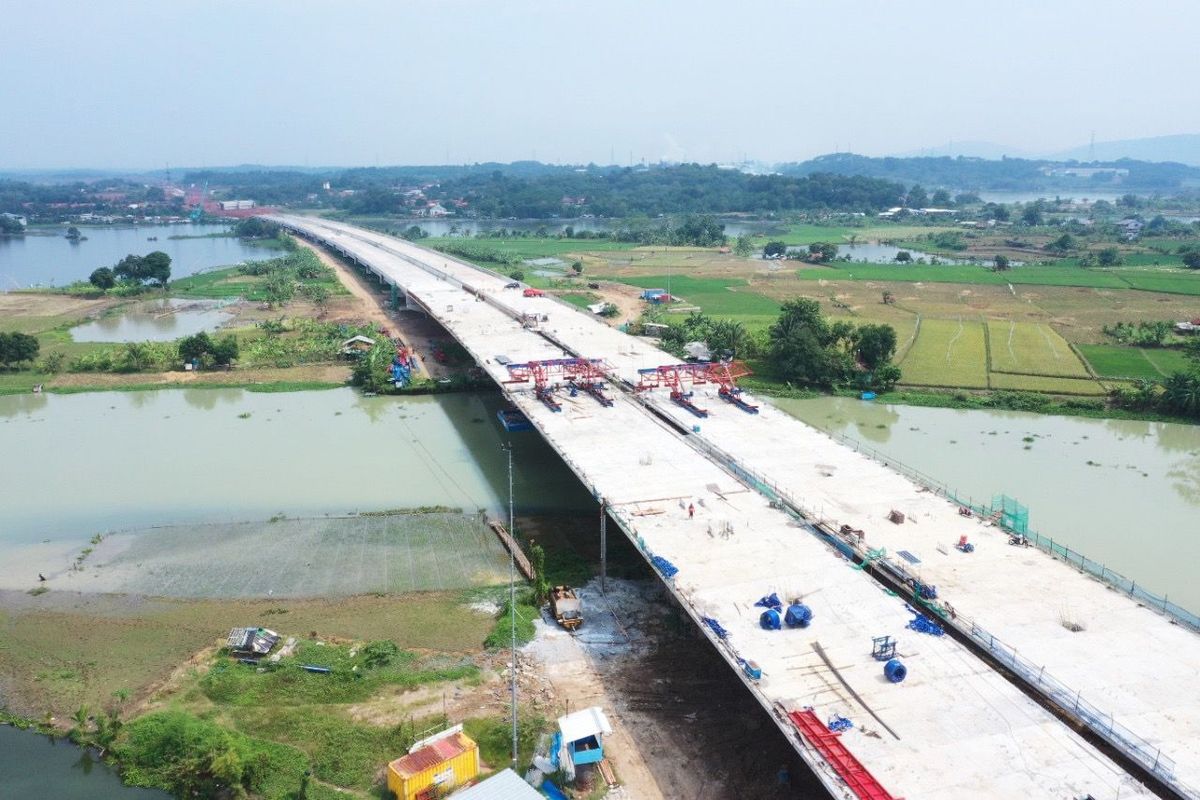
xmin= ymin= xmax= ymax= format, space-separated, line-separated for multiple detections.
xmin=822 ymin=428 xmax=1200 ymax=634
xmin=673 ymin=419 xmax=1193 ymax=797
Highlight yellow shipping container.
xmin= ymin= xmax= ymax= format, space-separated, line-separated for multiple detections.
xmin=387 ymin=729 xmax=480 ymax=800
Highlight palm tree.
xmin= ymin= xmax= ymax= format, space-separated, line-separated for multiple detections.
xmin=1163 ymin=372 xmax=1200 ymax=417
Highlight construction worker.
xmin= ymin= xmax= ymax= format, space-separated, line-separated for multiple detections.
xmin=688 ymin=503 xmax=695 ymax=519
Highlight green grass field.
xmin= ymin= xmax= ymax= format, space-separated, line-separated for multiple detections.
xmin=558 ymin=292 xmax=601 ymax=309
xmin=898 ymin=318 xmax=989 ymax=387
xmin=617 ymin=274 xmax=780 ymax=327
xmin=776 ymin=224 xmax=957 ymax=246
xmin=1078 ymin=344 xmax=1194 ymax=380
xmin=425 ymin=236 xmax=632 ymax=261
xmin=794 ymin=262 xmax=1133 ymax=288
xmin=986 ymin=321 xmax=1091 ymax=377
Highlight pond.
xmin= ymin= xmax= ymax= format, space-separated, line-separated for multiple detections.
xmin=69 ymin=298 xmax=236 ymax=343
xmin=0 ymin=223 xmax=273 ymax=288
xmin=788 ymin=241 xmax=1024 ymax=266
xmin=0 ymin=725 xmax=169 ymax=799
xmin=0 ymin=388 xmax=595 ymax=589
xmin=774 ymin=395 xmax=1200 ymax=611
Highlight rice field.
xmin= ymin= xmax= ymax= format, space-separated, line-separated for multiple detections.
xmin=988 ymin=373 xmax=1106 ymax=395
xmin=1078 ymin=344 xmax=1194 ymax=380
xmin=898 ymin=317 xmax=989 ymax=388
xmin=986 ymin=321 xmax=1091 ymax=377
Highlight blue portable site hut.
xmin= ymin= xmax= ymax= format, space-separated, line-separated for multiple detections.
xmin=641 ymin=288 xmax=666 ymax=301
xmin=556 ymin=706 xmax=612 ymax=780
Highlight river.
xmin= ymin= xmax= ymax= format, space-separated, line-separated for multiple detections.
xmin=0 ymin=725 xmax=169 ymax=799
xmin=0 ymin=388 xmax=593 ymax=584
xmin=774 ymin=396 xmax=1200 ymax=611
xmin=0 ymin=223 xmax=272 ymax=288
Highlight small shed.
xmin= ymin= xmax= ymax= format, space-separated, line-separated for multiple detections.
xmin=640 ymin=288 xmax=666 ymax=300
xmin=341 ymin=335 xmax=376 ymax=355
xmin=387 ymin=726 xmax=480 ymax=800
xmin=448 ymin=769 xmax=542 ymax=799
xmin=226 ymin=627 xmax=280 ymax=656
xmin=557 ymin=706 xmax=612 ymax=778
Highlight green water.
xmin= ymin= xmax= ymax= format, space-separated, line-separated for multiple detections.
xmin=0 ymin=725 xmax=168 ymax=798
xmin=0 ymin=388 xmax=593 ymax=552
xmin=774 ymin=396 xmax=1200 ymax=610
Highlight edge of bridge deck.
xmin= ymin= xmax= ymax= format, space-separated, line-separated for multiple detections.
xmin=269 ymin=214 xmax=1182 ymax=800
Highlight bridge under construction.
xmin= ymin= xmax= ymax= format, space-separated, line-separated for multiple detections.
xmin=269 ymin=214 xmax=1200 ymax=800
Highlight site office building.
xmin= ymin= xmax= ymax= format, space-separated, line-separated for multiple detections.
xmin=387 ymin=725 xmax=481 ymax=800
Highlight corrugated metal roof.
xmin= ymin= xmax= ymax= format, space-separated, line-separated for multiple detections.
xmin=558 ymin=706 xmax=612 ymax=744
xmin=448 ymin=769 xmax=542 ymax=800
xmin=391 ymin=732 xmax=473 ymax=777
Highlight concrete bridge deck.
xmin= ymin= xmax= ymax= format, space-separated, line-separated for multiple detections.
xmin=271 ymin=214 xmax=1172 ymax=799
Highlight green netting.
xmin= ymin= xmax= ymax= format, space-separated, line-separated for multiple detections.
xmin=990 ymin=494 xmax=1029 ymax=533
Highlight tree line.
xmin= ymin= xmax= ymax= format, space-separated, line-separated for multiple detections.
xmin=778 ymin=153 xmax=1200 ymax=192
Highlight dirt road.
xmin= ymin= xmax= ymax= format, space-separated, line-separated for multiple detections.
xmin=297 ymin=238 xmax=456 ymax=379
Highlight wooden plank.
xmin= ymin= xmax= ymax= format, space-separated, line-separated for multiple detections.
xmin=488 ymin=519 xmax=535 ymax=580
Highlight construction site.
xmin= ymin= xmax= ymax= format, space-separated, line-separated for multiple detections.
xmin=269 ymin=214 xmax=1200 ymax=800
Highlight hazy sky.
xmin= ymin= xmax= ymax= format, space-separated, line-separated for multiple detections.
xmin=3 ymin=0 xmax=1197 ymax=170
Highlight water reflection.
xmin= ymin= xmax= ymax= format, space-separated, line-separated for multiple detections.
xmin=0 ymin=393 xmax=48 ymax=419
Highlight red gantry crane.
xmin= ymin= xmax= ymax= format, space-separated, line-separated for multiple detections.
xmin=504 ymin=358 xmax=614 ymax=412
xmin=635 ymin=361 xmax=758 ymax=417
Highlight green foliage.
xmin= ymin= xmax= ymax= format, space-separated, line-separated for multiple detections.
xmin=233 ymin=217 xmax=280 ymax=239
xmin=200 ymin=640 xmax=476 ymax=707
xmin=0 ymin=331 xmax=40 ymax=368
xmin=1102 ymin=320 xmax=1174 ymax=347
xmin=763 ymin=240 xmax=788 ymax=258
xmin=993 ymin=254 xmax=1010 ymax=271
xmin=1096 ymin=246 xmax=1123 ymax=267
xmin=806 ymin=241 xmax=838 ymax=262
xmin=733 ymin=235 xmax=753 ymax=257
xmin=112 ymin=252 xmax=171 ymax=287
xmin=114 ymin=710 xmax=308 ymax=799
xmin=530 ymin=542 xmax=550 ymax=605
xmin=179 ymin=331 xmax=215 ymax=363
xmin=361 ymin=640 xmax=401 ymax=669
xmin=263 ymin=270 xmax=297 ymax=306
xmin=766 ymin=299 xmax=899 ymax=390
xmin=929 ymin=231 xmax=968 ymax=251
xmin=89 ymin=266 xmax=116 ymax=289
xmin=855 ymin=324 xmax=897 ymax=370
xmin=463 ymin=712 xmax=547 ymax=772
xmin=1 ymin=215 xmax=26 ymax=235
xmin=484 ymin=592 xmax=538 ymax=650
xmin=1183 ymin=251 xmax=1200 ymax=270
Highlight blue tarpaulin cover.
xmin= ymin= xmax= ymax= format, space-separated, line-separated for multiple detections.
xmin=703 ymin=616 xmax=729 ymax=640
xmin=754 ymin=592 xmax=782 ymax=610
xmin=650 ymin=555 xmax=679 ymax=578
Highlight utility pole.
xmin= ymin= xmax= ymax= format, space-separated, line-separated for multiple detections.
xmin=505 ymin=443 xmax=518 ymax=768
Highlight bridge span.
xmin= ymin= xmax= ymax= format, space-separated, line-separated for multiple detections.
xmin=271 ymin=215 xmax=1191 ymax=800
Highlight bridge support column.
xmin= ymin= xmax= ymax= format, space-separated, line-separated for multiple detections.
xmin=600 ymin=500 xmax=607 ymax=592
xmin=389 ymin=283 xmax=400 ymax=311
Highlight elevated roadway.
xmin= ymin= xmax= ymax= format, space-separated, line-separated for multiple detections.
xmin=271 ymin=215 xmax=1178 ymax=800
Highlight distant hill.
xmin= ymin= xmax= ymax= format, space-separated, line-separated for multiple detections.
xmin=1048 ymin=134 xmax=1200 ymax=167
xmin=890 ymin=141 xmax=1033 ymax=160
xmin=777 ymin=152 xmax=1200 ymax=194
